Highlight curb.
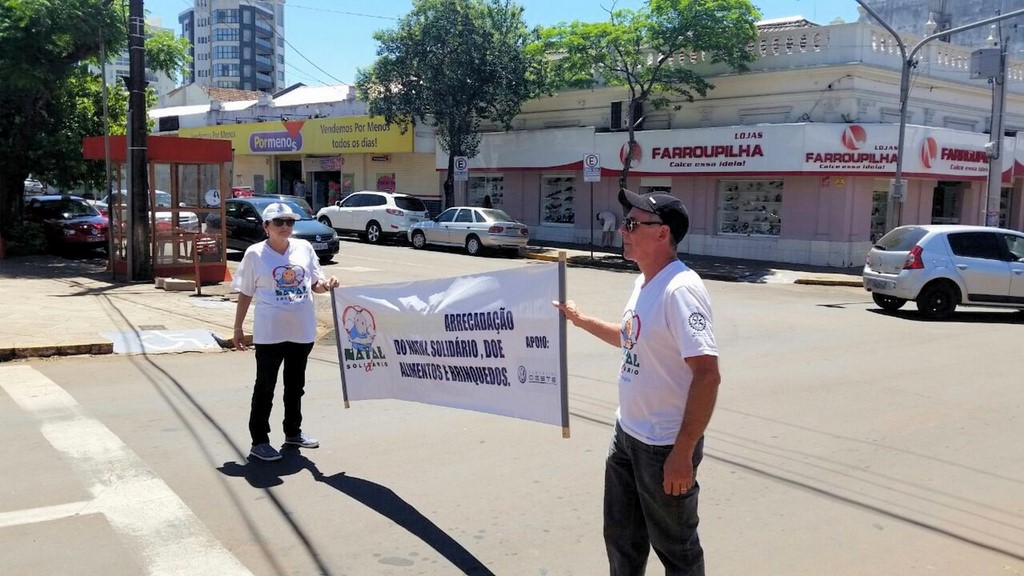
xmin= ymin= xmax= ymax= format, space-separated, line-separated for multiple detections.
xmin=0 ymin=342 xmax=114 ymax=362
xmin=794 ymin=278 xmax=864 ymax=287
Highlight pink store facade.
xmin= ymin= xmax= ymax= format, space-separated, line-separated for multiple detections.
xmin=439 ymin=123 xmax=1021 ymax=267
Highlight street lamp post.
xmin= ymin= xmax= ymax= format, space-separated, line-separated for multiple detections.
xmin=855 ymin=1 xmax=1024 ymax=233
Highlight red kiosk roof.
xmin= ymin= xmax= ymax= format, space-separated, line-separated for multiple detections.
xmin=82 ymin=135 xmax=233 ymax=163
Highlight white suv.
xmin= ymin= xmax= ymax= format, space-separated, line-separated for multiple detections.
xmin=316 ymin=191 xmax=428 ymax=244
xmin=863 ymin=225 xmax=1024 ymax=319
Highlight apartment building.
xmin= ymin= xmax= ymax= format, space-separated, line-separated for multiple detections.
xmin=179 ymin=0 xmax=286 ymax=93
xmin=92 ymin=17 xmax=177 ymax=98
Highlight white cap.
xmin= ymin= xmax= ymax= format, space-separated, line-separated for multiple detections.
xmin=261 ymin=202 xmax=300 ymax=222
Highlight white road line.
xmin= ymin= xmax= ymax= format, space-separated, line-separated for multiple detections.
xmin=0 ymin=501 xmax=95 ymax=529
xmin=0 ymin=365 xmax=252 ymax=576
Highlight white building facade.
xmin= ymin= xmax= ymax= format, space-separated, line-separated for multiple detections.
xmin=179 ymin=0 xmax=286 ymax=93
xmin=436 ymin=20 xmax=1024 ymax=267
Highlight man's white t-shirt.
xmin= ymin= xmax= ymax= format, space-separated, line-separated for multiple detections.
xmin=617 ymin=260 xmax=718 ymax=445
xmin=231 ymin=239 xmax=325 ymax=345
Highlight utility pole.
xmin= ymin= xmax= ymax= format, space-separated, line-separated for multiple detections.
xmin=855 ymin=1 xmax=1024 ymax=234
xmin=982 ymin=28 xmax=1009 ymax=227
xmin=128 ymin=0 xmax=150 ymax=281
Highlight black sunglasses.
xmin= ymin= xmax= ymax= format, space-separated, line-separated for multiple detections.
xmin=270 ymin=218 xmax=296 ymax=227
xmin=622 ymin=216 xmax=664 ymax=232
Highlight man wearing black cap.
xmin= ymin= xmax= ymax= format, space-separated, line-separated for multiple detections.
xmin=554 ymin=189 xmax=720 ymax=575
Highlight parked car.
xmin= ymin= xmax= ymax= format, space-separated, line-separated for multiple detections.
xmin=863 ymin=224 xmax=1024 ymax=319
xmin=224 ymin=197 xmax=340 ymax=264
xmin=408 ymin=207 xmax=529 ymax=256
xmin=24 ymin=195 xmax=108 ymax=254
xmin=24 ymin=177 xmax=44 ymax=196
xmin=98 ymin=190 xmax=200 ymax=232
xmin=255 ymin=193 xmax=314 ymax=215
xmin=316 ymin=190 xmax=428 ymax=244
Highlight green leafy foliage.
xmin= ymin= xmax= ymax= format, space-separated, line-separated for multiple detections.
xmin=0 ymin=0 xmax=188 ymax=238
xmin=356 ymin=0 xmax=544 ymax=207
xmin=537 ymin=0 xmax=761 ymax=184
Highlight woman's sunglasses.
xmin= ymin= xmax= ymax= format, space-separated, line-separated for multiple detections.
xmin=270 ymin=218 xmax=296 ymax=227
xmin=622 ymin=216 xmax=664 ymax=233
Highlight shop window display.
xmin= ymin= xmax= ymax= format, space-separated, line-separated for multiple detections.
xmin=469 ymin=175 xmax=504 ymax=207
xmin=542 ymin=175 xmax=575 ymax=224
xmin=718 ymin=180 xmax=782 ymax=236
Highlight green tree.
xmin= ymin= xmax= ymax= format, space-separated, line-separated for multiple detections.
xmin=0 ymin=0 xmax=189 ymax=237
xmin=356 ymin=0 xmax=543 ymax=208
xmin=538 ymin=0 xmax=760 ymax=187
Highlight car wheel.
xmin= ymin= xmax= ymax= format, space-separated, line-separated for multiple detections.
xmin=872 ymin=293 xmax=906 ymax=312
xmin=916 ymin=281 xmax=958 ymax=319
xmin=365 ymin=221 xmax=382 ymax=244
xmin=411 ymin=231 xmax=426 ymax=249
xmin=465 ymin=235 xmax=482 ymax=256
xmin=318 ymin=216 xmax=333 ymax=228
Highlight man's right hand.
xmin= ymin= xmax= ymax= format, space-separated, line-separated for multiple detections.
xmin=233 ymin=328 xmax=247 ymax=351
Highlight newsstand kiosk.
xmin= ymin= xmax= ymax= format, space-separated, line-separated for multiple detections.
xmin=83 ymin=135 xmax=233 ymax=284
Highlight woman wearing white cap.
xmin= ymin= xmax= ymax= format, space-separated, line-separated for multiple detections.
xmin=231 ymin=201 xmax=340 ymax=462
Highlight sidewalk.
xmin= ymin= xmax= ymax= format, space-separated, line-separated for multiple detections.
xmin=0 ymin=243 xmax=862 ymax=361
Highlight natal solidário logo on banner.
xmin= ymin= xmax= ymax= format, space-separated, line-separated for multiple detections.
xmin=341 ymin=305 xmax=387 ymax=371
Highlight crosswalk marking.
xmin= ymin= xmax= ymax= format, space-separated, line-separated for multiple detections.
xmin=0 ymin=501 xmax=95 ymax=529
xmin=0 ymin=365 xmax=253 ymax=576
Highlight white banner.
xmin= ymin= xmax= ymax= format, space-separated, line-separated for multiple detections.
xmin=331 ymin=264 xmax=568 ymax=430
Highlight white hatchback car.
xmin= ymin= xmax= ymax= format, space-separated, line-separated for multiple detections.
xmin=863 ymin=225 xmax=1024 ymax=319
xmin=408 ymin=207 xmax=529 ymax=256
xmin=316 ymin=191 xmax=428 ymax=244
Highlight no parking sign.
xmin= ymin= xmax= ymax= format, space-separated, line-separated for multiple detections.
xmin=583 ymin=153 xmax=601 ymax=182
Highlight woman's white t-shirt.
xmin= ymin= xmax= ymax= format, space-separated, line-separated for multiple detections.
xmin=231 ymin=239 xmax=325 ymax=345
xmin=617 ymin=260 xmax=718 ymax=445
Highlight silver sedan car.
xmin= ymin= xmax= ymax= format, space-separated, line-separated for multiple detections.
xmin=408 ymin=207 xmax=529 ymax=256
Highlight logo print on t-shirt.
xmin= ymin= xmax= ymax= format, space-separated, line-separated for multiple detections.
xmin=272 ymin=265 xmax=307 ymax=301
xmin=621 ymin=309 xmax=641 ymax=350
xmin=688 ymin=312 xmax=708 ymax=332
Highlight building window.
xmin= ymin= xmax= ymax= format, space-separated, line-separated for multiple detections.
xmin=277 ymin=54 xmax=284 ymax=64
xmin=242 ymin=10 xmax=253 ymax=24
xmin=213 ymin=28 xmax=239 ymax=42
xmin=718 ymin=180 xmax=782 ymax=236
xmin=278 ymin=37 xmax=284 ymax=47
xmin=242 ymin=29 xmax=251 ymax=42
xmin=212 ymin=46 xmax=239 ymax=59
xmin=214 ymin=9 xmax=239 ymax=24
xmin=541 ymin=175 xmax=575 ymax=224
xmin=213 ymin=64 xmax=240 ymax=77
xmin=278 ymin=71 xmax=284 ymax=81
xmin=469 ymin=175 xmax=504 ymax=207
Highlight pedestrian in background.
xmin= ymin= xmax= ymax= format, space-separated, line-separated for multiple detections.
xmin=232 ymin=202 xmax=340 ymax=462
xmin=293 ymin=179 xmax=306 ymax=199
xmin=555 ymin=189 xmax=720 ymax=576
xmin=481 ymin=194 xmax=493 ymax=208
xmin=596 ymin=209 xmax=617 ymax=247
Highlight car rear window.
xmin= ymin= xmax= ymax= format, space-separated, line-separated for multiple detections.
xmin=874 ymin=227 xmax=928 ymax=251
xmin=395 ymin=196 xmax=426 ymax=212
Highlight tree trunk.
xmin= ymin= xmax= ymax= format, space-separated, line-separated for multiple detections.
xmin=0 ymin=170 xmax=29 ymax=239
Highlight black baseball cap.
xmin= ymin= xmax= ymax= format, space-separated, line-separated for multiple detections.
xmin=618 ymin=188 xmax=689 ymax=243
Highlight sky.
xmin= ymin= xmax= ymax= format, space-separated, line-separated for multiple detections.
xmin=144 ymin=0 xmax=863 ymax=87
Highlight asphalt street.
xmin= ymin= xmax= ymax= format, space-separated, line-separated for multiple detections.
xmin=2 ymin=246 xmax=1023 ymax=575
